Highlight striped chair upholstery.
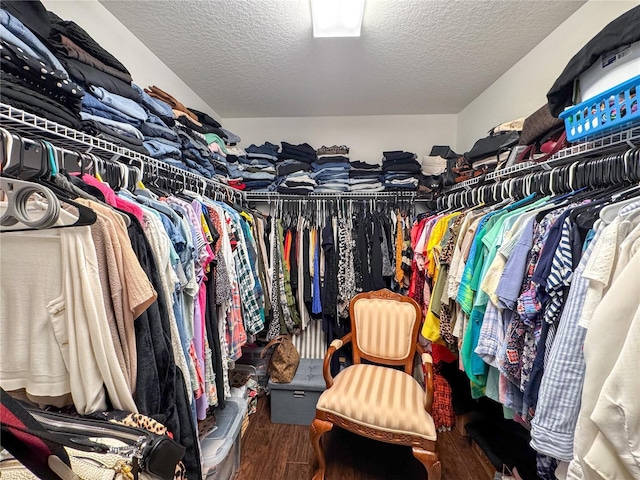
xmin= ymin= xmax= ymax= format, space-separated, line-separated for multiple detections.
xmin=316 ymin=363 xmax=436 ymax=440
xmin=353 ymin=298 xmax=418 ymax=360
xmin=311 ymin=289 xmax=441 ymax=480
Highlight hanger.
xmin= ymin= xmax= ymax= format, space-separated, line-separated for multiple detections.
xmin=599 ymin=195 xmax=640 ymax=225
xmin=0 ymin=176 xmax=96 ymax=231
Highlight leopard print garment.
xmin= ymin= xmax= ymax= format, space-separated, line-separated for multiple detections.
xmin=439 ymin=215 xmax=465 ymax=348
xmin=112 ymin=413 xmax=187 ymax=480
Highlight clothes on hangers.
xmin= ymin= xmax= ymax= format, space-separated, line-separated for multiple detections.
xmin=0 ymin=153 xmax=275 ymax=478
xmin=410 ymin=149 xmax=640 ymax=477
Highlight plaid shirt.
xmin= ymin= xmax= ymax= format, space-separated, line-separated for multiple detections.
xmin=224 ymin=209 xmax=265 ymax=335
xmin=226 ymin=280 xmax=247 ymax=359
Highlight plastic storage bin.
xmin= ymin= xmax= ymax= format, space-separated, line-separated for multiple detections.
xmin=560 ymin=75 xmax=639 ymax=142
xmin=201 ymin=397 xmax=247 ymax=480
xmin=579 ymin=41 xmax=640 ymax=102
xmin=235 ymin=344 xmax=272 ymax=387
xmin=269 ymin=358 xmax=325 ymax=425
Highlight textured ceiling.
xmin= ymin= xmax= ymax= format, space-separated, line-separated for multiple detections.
xmin=100 ymin=0 xmax=585 ymax=118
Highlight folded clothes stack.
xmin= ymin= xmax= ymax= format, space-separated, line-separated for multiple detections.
xmin=276 ymin=171 xmax=317 ymax=194
xmin=313 ymin=145 xmax=350 ymax=193
xmin=348 ymin=160 xmax=384 ymax=192
xmin=47 ymin=11 xmax=137 ymax=100
xmin=276 ymin=142 xmax=317 ymax=194
xmin=80 ymin=85 xmax=149 ymax=151
xmin=381 ymin=151 xmax=420 ymax=191
xmin=206 ymin=134 xmax=230 ymax=180
xmin=1 ymin=1 xmax=249 ymax=182
xmin=0 ymin=8 xmax=84 ymax=128
xmin=236 ymin=142 xmax=279 ymax=191
xmin=178 ymin=125 xmax=216 ymax=178
xmin=225 ymin=144 xmax=245 ymax=165
xmin=279 ymin=142 xmax=317 ymax=164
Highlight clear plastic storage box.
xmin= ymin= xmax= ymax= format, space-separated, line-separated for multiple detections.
xmin=235 ymin=344 xmax=272 ymax=387
xmin=578 ymin=41 xmax=640 ymax=102
xmin=201 ymin=397 xmax=247 ymax=480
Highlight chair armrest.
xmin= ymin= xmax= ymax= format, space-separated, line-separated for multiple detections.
xmin=417 ymin=344 xmax=434 ymax=415
xmin=323 ymin=332 xmax=352 ymax=389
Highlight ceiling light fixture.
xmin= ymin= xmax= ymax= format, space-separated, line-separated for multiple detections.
xmin=311 ymin=0 xmax=365 ymax=38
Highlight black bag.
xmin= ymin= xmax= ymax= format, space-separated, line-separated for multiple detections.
xmin=465 ymin=131 xmax=520 ymax=165
xmin=547 ymin=6 xmax=640 ymax=116
xmin=429 ymin=145 xmax=459 ymax=160
xmin=0 ymin=388 xmax=185 ymax=480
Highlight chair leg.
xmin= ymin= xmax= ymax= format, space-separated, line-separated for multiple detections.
xmin=310 ymin=418 xmax=333 ymax=480
xmin=412 ymin=446 xmax=441 ymax=480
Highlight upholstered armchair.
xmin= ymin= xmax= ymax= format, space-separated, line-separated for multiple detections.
xmin=310 ymin=289 xmax=441 ymax=480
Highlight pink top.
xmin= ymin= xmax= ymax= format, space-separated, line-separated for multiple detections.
xmin=81 ymin=174 xmax=144 ymax=223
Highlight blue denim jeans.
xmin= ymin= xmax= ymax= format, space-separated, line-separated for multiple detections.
xmin=83 ymin=93 xmax=142 ymax=125
xmin=140 ymin=121 xmax=179 ymax=142
xmin=132 ymin=83 xmax=174 ymax=120
xmin=143 ymin=138 xmax=182 ymax=157
xmin=90 ymin=85 xmax=148 ymax=121
xmin=80 ymin=112 xmax=144 ymax=140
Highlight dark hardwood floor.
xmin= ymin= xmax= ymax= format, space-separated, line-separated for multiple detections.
xmin=234 ymin=396 xmax=492 ymax=480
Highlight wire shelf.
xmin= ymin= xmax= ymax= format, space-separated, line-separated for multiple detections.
xmin=245 ymin=191 xmax=418 ymax=201
xmin=0 ymin=103 xmax=240 ymax=196
xmin=442 ymin=125 xmax=640 ymax=194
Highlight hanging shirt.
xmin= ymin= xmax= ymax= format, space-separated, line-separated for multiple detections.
xmin=312 ymin=229 xmax=323 ymax=315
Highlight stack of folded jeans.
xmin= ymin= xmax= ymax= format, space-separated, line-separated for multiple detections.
xmin=177 ymin=125 xmax=216 ymax=178
xmin=238 ymin=142 xmax=279 ymax=191
xmin=382 ymin=151 xmax=421 ymax=191
xmin=79 ymin=85 xmax=150 ymax=153
xmin=132 ymin=83 xmax=200 ymax=172
xmin=276 ymin=142 xmax=317 ymax=194
xmin=275 ymin=165 xmax=315 ymax=193
xmin=349 ymin=160 xmax=384 ymax=192
xmin=313 ymin=145 xmax=351 ymax=193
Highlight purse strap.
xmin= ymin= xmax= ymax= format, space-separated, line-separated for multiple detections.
xmin=260 ymin=335 xmax=290 ymax=359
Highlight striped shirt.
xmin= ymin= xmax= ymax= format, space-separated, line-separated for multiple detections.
xmin=529 ymin=225 xmax=603 ymax=461
xmin=542 ymin=217 xmax=574 ymax=357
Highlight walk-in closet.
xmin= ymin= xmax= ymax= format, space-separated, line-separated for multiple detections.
xmin=1 ymin=1 xmax=639 ymax=479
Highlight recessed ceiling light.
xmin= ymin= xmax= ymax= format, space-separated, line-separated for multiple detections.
xmin=311 ymin=0 xmax=366 ymax=38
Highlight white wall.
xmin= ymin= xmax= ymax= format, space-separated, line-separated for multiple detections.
xmin=42 ymin=0 xmax=221 ymax=120
xmin=223 ymin=114 xmax=458 ymax=163
xmin=456 ymin=0 xmax=639 ymax=152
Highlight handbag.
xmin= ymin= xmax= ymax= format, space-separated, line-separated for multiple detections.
xmin=429 ymin=145 xmax=459 ymax=160
xmin=517 ymin=129 xmax=568 ymax=164
xmin=465 ymin=131 xmax=520 ymax=166
xmin=260 ymin=335 xmax=300 ymax=383
xmin=0 ymin=389 xmax=185 ymax=480
xmin=518 ymin=104 xmax=564 ymax=146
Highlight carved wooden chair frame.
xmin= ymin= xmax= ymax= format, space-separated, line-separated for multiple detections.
xmin=309 ymin=288 xmax=441 ymax=479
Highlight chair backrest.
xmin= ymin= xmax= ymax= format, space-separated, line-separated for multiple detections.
xmin=349 ymin=289 xmax=422 ymax=374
